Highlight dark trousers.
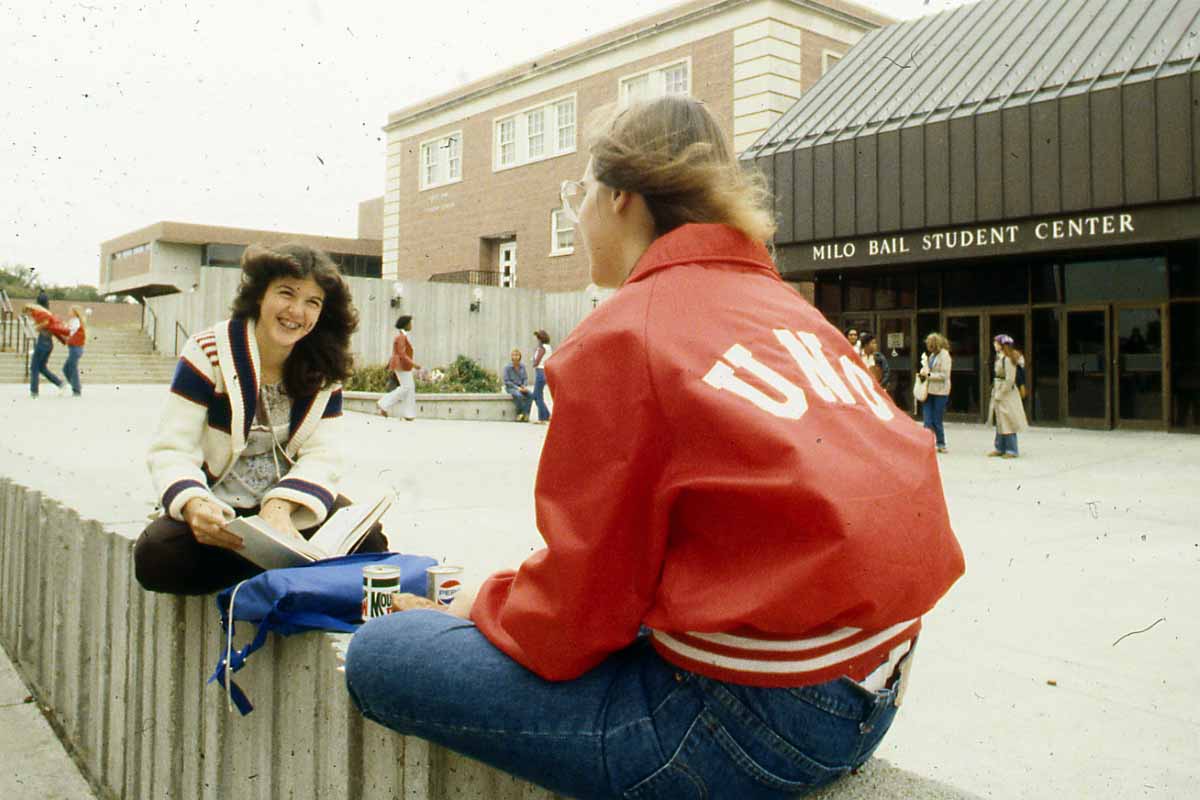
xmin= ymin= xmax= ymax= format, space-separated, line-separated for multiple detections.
xmin=134 ymin=495 xmax=389 ymax=595
xmin=29 ymin=338 xmax=63 ymax=396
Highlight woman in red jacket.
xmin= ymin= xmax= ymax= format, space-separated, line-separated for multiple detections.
xmin=346 ymin=97 xmax=965 ymax=799
xmin=376 ymin=314 xmax=420 ymax=420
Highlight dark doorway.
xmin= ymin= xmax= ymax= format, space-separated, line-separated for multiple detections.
xmin=945 ymin=315 xmax=981 ymax=417
xmin=1066 ymin=309 xmax=1110 ymax=427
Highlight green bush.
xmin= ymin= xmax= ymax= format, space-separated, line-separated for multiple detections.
xmin=344 ymin=364 xmax=392 ymax=393
xmin=347 ymin=356 xmax=501 ymax=394
xmin=417 ymin=356 xmax=502 ymax=393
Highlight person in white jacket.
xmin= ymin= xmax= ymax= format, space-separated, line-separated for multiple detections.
xmin=135 ymin=243 xmax=387 ymax=595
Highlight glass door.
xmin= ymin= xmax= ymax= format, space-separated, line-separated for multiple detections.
xmin=944 ymin=315 xmax=981 ymax=418
xmin=1031 ymin=308 xmax=1062 ymax=422
xmin=1066 ymin=308 xmax=1110 ymax=428
xmin=877 ymin=314 xmax=915 ymax=415
xmin=1114 ymin=305 xmax=1165 ymax=429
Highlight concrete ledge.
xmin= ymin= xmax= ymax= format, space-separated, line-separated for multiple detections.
xmin=344 ymin=390 xmax=526 ymax=422
xmin=0 ymin=477 xmax=978 ymax=799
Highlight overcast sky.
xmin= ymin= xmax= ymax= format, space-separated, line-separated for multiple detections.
xmin=1 ymin=0 xmax=977 ymax=287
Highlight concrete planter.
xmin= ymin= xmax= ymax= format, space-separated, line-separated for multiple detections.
xmin=344 ymin=391 xmax=526 ymax=422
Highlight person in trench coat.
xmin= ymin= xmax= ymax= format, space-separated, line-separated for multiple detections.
xmin=986 ymin=334 xmax=1028 ymax=458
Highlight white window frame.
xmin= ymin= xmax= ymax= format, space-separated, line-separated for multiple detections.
xmin=550 ymin=209 xmax=575 ymax=256
xmin=418 ymin=130 xmax=464 ymax=191
xmin=618 ymin=57 xmax=692 ymax=106
xmin=821 ymin=50 xmax=842 ymax=76
xmin=492 ymin=93 xmax=577 ymax=172
xmin=526 ymin=108 xmax=545 ymax=160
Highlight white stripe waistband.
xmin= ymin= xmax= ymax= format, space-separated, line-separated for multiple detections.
xmin=651 ymin=618 xmax=918 ymax=676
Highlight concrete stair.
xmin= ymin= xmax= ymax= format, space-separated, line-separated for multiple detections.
xmin=0 ymin=323 xmax=177 ymax=385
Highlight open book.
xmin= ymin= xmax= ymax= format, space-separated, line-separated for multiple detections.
xmin=225 ymin=495 xmax=393 ymax=571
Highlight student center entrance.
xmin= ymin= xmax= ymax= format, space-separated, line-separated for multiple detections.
xmin=746 ymin=0 xmax=1200 ymax=432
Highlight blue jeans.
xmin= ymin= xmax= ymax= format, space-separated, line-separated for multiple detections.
xmin=346 ymin=611 xmax=899 ymax=800
xmin=994 ymin=432 xmax=1018 ymax=456
xmin=29 ymin=338 xmax=63 ymax=396
xmin=62 ymin=345 xmax=84 ymax=395
xmin=922 ymin=394 xmax=948 ymax=447
xmin=508 ymin=388 xmax=533 ymax=417
xmin=533 ymin=368 xmax=551 ymax=421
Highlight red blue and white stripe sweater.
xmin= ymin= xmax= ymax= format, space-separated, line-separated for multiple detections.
xmin=147 ymin=317 xmax=344 ymax=529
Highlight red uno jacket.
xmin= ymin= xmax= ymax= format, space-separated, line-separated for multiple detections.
xmin=472 ymin=224 xmax=965 ymax=686
xmin=28 ymin=307 xmax=71 ymax=344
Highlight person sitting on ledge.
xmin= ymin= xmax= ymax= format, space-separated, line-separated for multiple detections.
xmin=345 ymin=96 xmax=965 ymax=800
xmin=135 ymin=243 xmax=388 ymax=596
xmin=502 ymin=347 xmax=533 ymax=422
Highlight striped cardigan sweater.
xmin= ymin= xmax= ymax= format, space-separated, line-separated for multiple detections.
xmin=147 ymin=317 xmax=344 ymax=529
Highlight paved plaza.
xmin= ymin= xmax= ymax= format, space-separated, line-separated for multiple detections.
xmin=1 ymin=383 xmax=1197 ymax=799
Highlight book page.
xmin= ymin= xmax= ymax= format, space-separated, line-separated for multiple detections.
xmin=225 ymin=516 xmax=326 ymax=570
xmin=307 ymin=496 xmax=393 ymax=557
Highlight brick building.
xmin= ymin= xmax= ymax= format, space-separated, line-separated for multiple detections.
xmin=383 ymin=0 xmax=889 ymax=292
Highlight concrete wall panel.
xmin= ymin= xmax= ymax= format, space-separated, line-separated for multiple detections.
xmin=0 ymin=477 xmax=932 ymax=800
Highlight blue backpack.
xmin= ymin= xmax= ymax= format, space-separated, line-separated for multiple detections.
xmin=209 ymin=551 xmax=437 ymax=714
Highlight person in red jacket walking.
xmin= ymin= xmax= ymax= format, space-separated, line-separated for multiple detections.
xmin=346 ymin=96 xmax=965 ymax=800
xmin=22 ymin=303 xmax=70 ymax=398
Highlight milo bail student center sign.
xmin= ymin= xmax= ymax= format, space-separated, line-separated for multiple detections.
xmin=777 ymin=204 xmax=1200 ymax=274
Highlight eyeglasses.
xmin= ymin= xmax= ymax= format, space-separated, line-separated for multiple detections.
xmin=560 ymin=179 xmax=585 ymax=224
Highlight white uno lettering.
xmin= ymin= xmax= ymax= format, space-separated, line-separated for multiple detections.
xmin=702 ymin=345 xmax=808 ymax=419
xmin=839 ymin=356 xmax=894 ymax=421
xmin=774 ymin=330 xmax=855 ymax=404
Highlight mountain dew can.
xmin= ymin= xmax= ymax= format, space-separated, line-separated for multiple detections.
xmin=362 ymin=565 xmax=402 ymax=622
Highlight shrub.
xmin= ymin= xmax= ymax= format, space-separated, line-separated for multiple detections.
xmin=417 ymin=355 xmax=502 ymax=393
xmin=347 ymin=356 xmax=501 ymax=394
xmin=343 ymin=363 xmax=392 ymax=393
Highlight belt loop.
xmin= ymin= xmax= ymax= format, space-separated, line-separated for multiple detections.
xmin=857 ymin=689 xmax=892 ymax=735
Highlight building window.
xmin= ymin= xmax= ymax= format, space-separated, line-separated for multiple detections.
xmin=419 ymin=131 xmax=464 ymax=190
xmin=619 ymin=59 xmax=690 ymax=106
xmin=202 ymin=243 xmax=245 ymax=267
xmin=498 ymin=119 xmax=517 ymax=167
xmin=550 ymin=209 xmax=574 ymax=256
xmin=822 ymin=51 xmax=842 ymax=75
xmin=663 ymin=62 xmax=689 ymax=95
xmin=331 ymin=253 xmax=383 ymax=278
xmin=556 ymin=99 xmax=575 ymax=152
xmin=493 ymin=95 xmax=577 ymax=171
xmin=527 ymin=109 xmax=545 ymax=159
xmin=111 ymin=243 xmax=151 ymax=261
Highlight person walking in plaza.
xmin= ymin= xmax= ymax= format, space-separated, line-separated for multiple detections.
xmin=531 ymin=329 xmax=553 ymax=424
xmin=21 ymin=301 xmax=69 ymax=398
xmin=134 ymin=243 xmax=388 ymax=595
xmin=919 ymin=332 xmax=951 ymax=453
xmin=987 ymin=334 xmax=1028 ymax=458
xmin=860 ymin=332 xmax=890 ymax=392
xmin=503 ymin=348 xmax=533 ymax=421
xmin=346 ymin=96 xmax=964 ymax=800
xmin=60 ymin=305 xmax=87 ymax=397
xmin=377 ymin=315 xmax=420 ymax=421
xmin=846 ymin=327 xmax=861 ymax=356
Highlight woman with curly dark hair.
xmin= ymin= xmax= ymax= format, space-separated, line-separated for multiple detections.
xmin=135 ymin=242 xmax=388 ymax=595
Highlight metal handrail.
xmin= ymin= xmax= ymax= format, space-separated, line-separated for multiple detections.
xmin=174 ymin=320 xmax=189 ymax=356
xmin=0 ymin=288 xmax=35 ymax=376
xmin=143 ymin=303 xmax=158 ymax=351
